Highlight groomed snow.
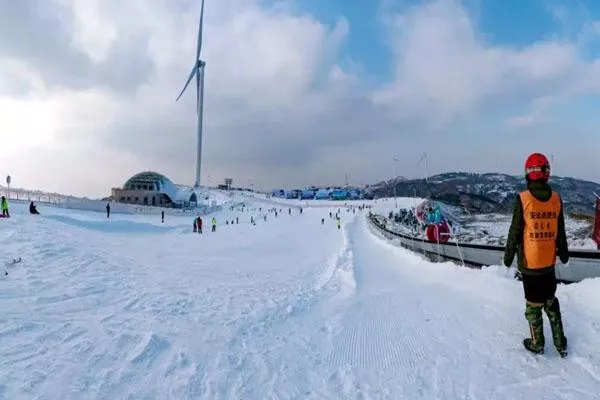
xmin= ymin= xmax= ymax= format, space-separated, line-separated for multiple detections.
xmin=1 ymin=198 xmax=600 ymax=399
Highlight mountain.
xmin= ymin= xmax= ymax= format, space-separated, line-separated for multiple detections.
xmin=369 ymin=172 xmax=600 ymax=216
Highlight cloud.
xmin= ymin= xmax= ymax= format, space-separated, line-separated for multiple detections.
xmin=0 ymin=0 xmax=599 ymax=197
xmin=373 ymin=0 xmax=587 ymax=126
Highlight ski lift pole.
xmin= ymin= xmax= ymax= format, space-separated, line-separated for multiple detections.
xmin=392 ymin=156 xmax=400 ymax=208
xmin=451 ymin=231 xmax=465 ymax=267
xmin=435 ymin=225 xmax=442 ymax=262
xmin=6 ymin=175 xmax=11 ymax=201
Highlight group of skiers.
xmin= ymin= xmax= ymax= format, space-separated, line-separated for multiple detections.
xmin=192 ymin=216 xmax=217 ymax=233
xmin=394 ymin=209 xmax=419 ymax=229
xmin=0 ymin=197 xmax=40 ymax=217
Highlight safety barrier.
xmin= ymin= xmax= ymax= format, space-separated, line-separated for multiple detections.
xmin=368 ymin=214 xmax=600 ymax=283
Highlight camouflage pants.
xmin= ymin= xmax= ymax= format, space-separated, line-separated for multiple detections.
xmin=525 ymin=297 xmax=566 ymax=351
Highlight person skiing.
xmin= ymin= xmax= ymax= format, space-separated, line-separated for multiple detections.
xmin=29 ymin=201 xmax=40 ymax=215
xmin=197 ymin=217 xmax=203 ymax=234
xmin=1 ymin=196 xmax=9 ymax=217
xmin=211 ymin=217 xmax=217 ymax=232
xmin=336 ymin=217 xmax=341 ymax=230
xmin=321 ymin=217 xmax=325 ymax=225
xmin=504 ymin=153 xmax=569 ymax=357
xmin=161 ymin=210 xmax=165 ymax=223
xmin=106 ymin=202 xmax=111 ymax=219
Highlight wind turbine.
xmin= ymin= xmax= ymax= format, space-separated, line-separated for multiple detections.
xmin=177 ymin=0 xmax=206 ymax=189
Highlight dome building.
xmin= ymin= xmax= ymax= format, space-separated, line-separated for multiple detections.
xmin=111 ymin=171 xmax=199 ymax=208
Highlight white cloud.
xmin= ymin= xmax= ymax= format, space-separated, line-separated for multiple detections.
xmin=373 ymin=0 xmax=587 ymax=127
xmin=0 ymin=0 xmax=598 ymax=197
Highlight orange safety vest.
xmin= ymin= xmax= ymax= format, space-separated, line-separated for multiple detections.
xmin=519 ymin=191 xmax=561 ymax=269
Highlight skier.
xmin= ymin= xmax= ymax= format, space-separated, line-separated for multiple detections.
xmin=1 ymin=196 xmax=9 ymax=217
xmin=106 ymin=202 xmax=111 ymax=219
xmin=289 ymin=208 xmax=291 ymax=215
xmin=161 ymin=210 xmax=165 ymax=223
xmin=211 ymin=217 xmax=217 ymax=232
xmin=321 ymin=217 xmax=325 ymax=225
xmin=236 ymin=217 xmax=239 ymax=224
xmin=197 ymin=217 xmax=203 ymax=234
xmin=336 ymin=217 xmax=341 ymax=230
xmin=504 ymin=153 xmax=569 ymax=357
xmin=29 ymin=201 xmax=40 ymax=215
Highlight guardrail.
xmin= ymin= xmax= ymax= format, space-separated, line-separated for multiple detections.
xmin=1 ymin=186 xmax=222 ymax=216
xmin=368 ymin=214 xmax=600 ymax=283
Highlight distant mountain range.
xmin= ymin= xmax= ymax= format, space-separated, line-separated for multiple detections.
xmin=369 ymin=172 xmax=600 ymax=216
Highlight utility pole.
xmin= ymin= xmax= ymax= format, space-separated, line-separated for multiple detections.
xmin=392 ymin=156 xmax=401 ymax=208
xmin=6 ymin=175 xmax=11 ymax=201
xmin=417 ymin=152 xmax=429 ymax=183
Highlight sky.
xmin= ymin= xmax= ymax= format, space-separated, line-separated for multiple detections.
xmin=0 ymin=0 xmax=599 ymax=198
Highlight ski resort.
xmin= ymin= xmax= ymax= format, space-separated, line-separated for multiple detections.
xmin=1 ymin=189 xmax=600 ymax=399
xmin=2 ymin=0 xmax=600 ymax=398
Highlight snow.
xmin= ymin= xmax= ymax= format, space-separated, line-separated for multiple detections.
xmin=1 ymin=197 xmax=600 ymax=399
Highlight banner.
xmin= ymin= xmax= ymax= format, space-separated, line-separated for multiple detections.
xmin=593 ymin=197 xmax=600 ymax=250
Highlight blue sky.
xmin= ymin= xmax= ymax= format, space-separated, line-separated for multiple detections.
xmin=293 ymin=0 xmax=600 ymax=78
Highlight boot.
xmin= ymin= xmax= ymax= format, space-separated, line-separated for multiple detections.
xmin=524 ymin=302 xmax=545 ymax=354
xmin=544 ymin=297 xmax=568 ymax=358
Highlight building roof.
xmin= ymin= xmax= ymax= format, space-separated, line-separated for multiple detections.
xmin=122 ymin=171 xmax=201 ymax=205
xmin=122 ymin=171 xmax=178 ymax=202
xmin=123 ymin=171 xmax=173 ymax=190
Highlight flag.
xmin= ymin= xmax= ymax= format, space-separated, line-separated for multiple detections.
xmin=593 ymin=197 xmax=600 ymax=250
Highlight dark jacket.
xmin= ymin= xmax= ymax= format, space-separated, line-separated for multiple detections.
xmin=504 ymin=181 xmax=569 ymax=275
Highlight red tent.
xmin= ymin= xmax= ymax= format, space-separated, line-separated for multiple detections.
xmin=426 ymin=222 xmax=450 ymax=244
xmin=593 ymin=197 xmax=600 ymax=250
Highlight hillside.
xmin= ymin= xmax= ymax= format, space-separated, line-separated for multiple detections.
xmin=369 ymin=172 xmax=600 ymax=216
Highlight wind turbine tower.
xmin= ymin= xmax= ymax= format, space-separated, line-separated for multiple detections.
xmin=177 ymin=0 xmax=206 ymax=189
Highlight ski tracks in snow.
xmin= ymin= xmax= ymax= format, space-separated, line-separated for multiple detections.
xmin=3 ymin=204 xmax=600 ymax=399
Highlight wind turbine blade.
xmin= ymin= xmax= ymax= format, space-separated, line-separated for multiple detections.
xmin=176 ymin=65 xmax=197 ymax=101
xmin=196 ymin=0 xmax=205 ymax=58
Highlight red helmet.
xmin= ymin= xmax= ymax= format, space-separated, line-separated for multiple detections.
xmin=525 ymin=153 xmax=550 ymax=181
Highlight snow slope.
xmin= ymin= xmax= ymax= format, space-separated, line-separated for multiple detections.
xmin=1 ymin=199 xmax=600 ymax=399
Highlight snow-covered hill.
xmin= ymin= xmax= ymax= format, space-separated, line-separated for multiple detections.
xmin=1 ymin=197 xmax=600 ymax=399
xmin=370 ymin=173 xmax=600 ymax=216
